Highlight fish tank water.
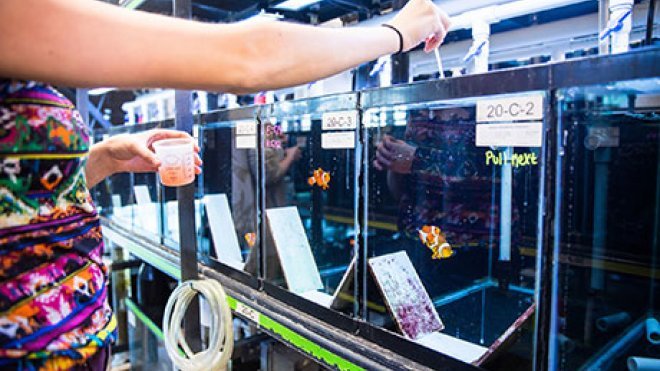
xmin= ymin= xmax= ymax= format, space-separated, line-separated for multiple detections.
xmin=198 ymin=109 xmax=261 ymax=276
xmin=132 ymin=171 xmax=162 ymax=244
xmin=261 ymin=94 xmax=360 ymax=314
xmin=362 ymin=91 xmax=546 ymax=368
xmin=550 ymin=77 xmax=660 ymax=370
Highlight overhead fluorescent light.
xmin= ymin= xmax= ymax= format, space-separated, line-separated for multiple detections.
xmin=274 ymin=0 xmax=323 ymax=11
xmin=88 ymin=87 xmax=116 ymax=96
xmin=246 ymin=9 xmax=284 ymax=21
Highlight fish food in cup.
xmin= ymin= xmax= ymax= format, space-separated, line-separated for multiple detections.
xmin=152 ymin=138 xmax=195 ymax=187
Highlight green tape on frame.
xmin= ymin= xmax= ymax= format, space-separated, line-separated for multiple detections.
xmin=125 ymin=298 xmax=186 ymax=357
xmin=125 ymin=298 xmax=165 ymax=342
xmin=226 ymin=296 xmax=365 ymax=371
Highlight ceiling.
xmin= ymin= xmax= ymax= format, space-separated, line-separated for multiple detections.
xmin=129 ymin=0 xmax=393 ymax=23
xmin=123 ymin=0 xmax=600 ymax=43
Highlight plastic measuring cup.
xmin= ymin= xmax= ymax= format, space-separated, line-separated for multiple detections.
xmin=152 ymin=138 xmax=195 ymax=187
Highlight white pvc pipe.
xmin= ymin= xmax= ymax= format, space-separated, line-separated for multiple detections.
xmin=499 ymin=147 xmax=513 ymax=262
xmin=355 ymin=0 xmax=590 ymax=32
xmin=628 ymin=357 xmax=660 ymax=371
xmin=608 ymin=0 xmax=634 ymax=54
xmin=596 ymin=312 xmax=631 ymax=332
xmin=647 ymin=318 xmax=660 ymax=345
xmin=469 ymin=19 xmax=490 ymax=73
xmin=449 ymin=0 xmax=592 ymax=31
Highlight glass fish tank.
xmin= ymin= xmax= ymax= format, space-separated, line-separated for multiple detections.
xmin=261 ymin=94 xmax=359 ymax=314
xmin=550 ymin=77 xmax=660 ymax=370
xmin=361 ymin=90 xmax=546 ymax=368
xmin=98 ymin=170 xmax=136 ymax=233
xmin=197 ymin=108 xmax=261 ymax=278
xmin=131 ymin=171 xmax=162 ymax=243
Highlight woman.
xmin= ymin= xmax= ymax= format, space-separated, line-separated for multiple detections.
xmin=0 ymin=0 xmax=450 ymax=369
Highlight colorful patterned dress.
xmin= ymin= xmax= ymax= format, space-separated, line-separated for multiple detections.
xmin=0 ymin=80 xmax=115 ymax=370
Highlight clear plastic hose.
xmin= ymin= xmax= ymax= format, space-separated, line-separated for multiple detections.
xmin=163 ymin=279 xmax=234 ymax=371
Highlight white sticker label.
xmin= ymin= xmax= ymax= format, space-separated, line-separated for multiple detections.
xmin=476 ymin=122 xmax=543 ymax=148
xmin=128 ymin=311 xmax=136 ymax=328
xmin=321 ymin=132 xmax=355 ymax=149
xmin=236 ymin=302 xmax=260 ymax=324
xmin=236 ymin=135 xmax=256 ymax=149
xmin=236 ymin=120 xmax=257 ymax=135
xmin=322 ymin=111 xmax=358 ymax=131
xmin=476 ymin=95 xmax=544 ymax=123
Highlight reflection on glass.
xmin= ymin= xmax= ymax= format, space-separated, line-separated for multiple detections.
xmin=263 ymin=102 xmax=358 ymax=314
xmin=553 ymin=78 xmax=660 ymax=370
xmin=364 ymin=96 xmax=542 ymax=366
xmin=105 ymin=172 xmax=134 ymax=228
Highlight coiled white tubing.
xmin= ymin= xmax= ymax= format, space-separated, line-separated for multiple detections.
xmin=163 ymin=279 xmax=234 ymax=371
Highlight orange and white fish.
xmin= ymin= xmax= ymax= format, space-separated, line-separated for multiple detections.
xmin=244 ymin=233 xmax=257 ymax=248
xmin=308 ymin=168 xmax=331 ymax=190
xmin=418 ymin=225 xmax=454 ymax=260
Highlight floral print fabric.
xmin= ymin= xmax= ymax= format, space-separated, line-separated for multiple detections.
xmin=0 ymin=80 xmax=115 ymax=370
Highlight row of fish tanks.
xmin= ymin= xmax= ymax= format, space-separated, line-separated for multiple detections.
xmin=92 ymin=48 xmax=659 ymax=370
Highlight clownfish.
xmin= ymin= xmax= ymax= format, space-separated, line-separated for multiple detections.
xmin=308 ymin=168 xmax=331 ymax=190
xmin=418 ymin=225 xmax=454 ymax=260
xmin=244 ymin=233 xmax=256 ymax=248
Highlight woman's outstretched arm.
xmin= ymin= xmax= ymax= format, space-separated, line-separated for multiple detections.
xmin=0 ymin=0 xmax=449 ymax=94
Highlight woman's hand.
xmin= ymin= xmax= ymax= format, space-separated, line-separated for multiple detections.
xmin=389 ymin=0 xmax=452 ymax=53
xmin=284 ymin=146 xmax=302 ymax=163
xmin=86 ymin=129 xmax=202 ymax=187
xmin=373 ymin=135 xmax=417 ymax=174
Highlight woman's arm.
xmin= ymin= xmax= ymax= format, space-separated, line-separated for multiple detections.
xmin=264 ymin=147 xmax=300 ymax=185
xmin=0 ymin=0 xmax=449 ymax=94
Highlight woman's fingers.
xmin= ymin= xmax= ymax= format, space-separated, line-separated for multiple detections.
xmin=390 ymin=0 xmax=450 ymax=52
xmin=382 ymin=136 xmax=404 ymax=153
xmin=422 ymin=5 xmax=451 ymax=53
xmin=375 ymin=151 xmax=393 ymax=168
xmin=131 ymin=141 xmax=160 ymax=169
